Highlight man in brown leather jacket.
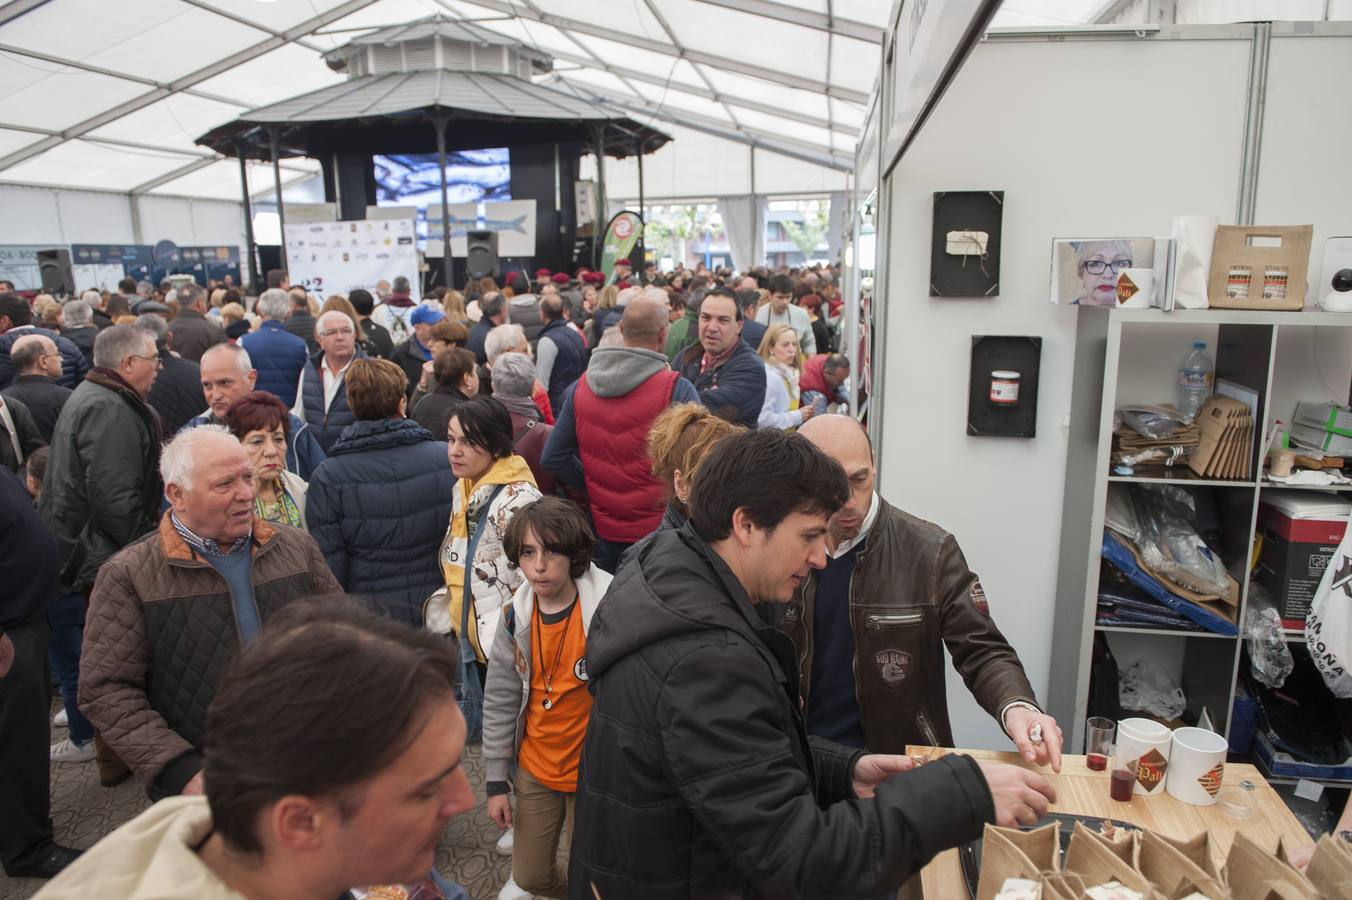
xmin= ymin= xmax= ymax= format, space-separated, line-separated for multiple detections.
xmin=789 ymin=415 xmax=1064 ymax=768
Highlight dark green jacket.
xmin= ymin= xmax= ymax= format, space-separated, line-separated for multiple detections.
xmin=663 ymin=304 xmax=699 ymax=363
xmin=38 ymin=369 xmax=164 ymax=593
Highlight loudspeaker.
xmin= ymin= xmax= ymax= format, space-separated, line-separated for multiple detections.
xmin=466 ymin=230 xmax=499 ymax=279
xmin=36 ymin=248 xmax=75 ymax=295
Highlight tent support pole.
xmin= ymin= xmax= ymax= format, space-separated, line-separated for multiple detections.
xmin=237 ymin=143 xmax=260 ymax=292
xmin=268 ymin=126 xmax=287 ymax=267
xmin=593 ymin=125 xmax=607 ymax=268
xmin=432 ymin=111 xmax=452 ymax=290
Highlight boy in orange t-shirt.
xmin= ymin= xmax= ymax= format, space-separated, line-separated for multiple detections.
xmin=481 ymin=497 xmax=613 ymax=899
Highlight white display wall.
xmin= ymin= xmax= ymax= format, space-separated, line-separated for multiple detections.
xmin=0 ymin=183 xmax=249 ymax=288
xmin=874 ymin=23 xmax=1352 ymax=751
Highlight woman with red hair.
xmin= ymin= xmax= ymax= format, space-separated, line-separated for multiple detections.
xmin=222 ymin=391 xmax=308 ymax=528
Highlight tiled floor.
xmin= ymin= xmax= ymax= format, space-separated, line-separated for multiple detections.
xmin=0 ymin=742 xmax=513 ymax=900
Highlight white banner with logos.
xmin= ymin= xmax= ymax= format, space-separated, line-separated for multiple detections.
xmin=284 ymin=218 xmax=421 ymax=303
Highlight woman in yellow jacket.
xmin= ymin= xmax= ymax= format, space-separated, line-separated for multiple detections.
xmin=428 ymin=396 xmax=541 ymax=743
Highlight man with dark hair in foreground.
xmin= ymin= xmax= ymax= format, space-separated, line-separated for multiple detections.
xmin=569 ymin=428 xmax=1055 ymax=899
xmin=36 ymin=597 xmax=476 ymax=899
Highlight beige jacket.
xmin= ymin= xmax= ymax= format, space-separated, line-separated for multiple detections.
xmin=34 ymin=796 xmax=244 ymax=899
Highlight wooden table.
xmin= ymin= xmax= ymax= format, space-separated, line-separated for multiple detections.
xmin=911 ymin=747 xmax=1310 ymax=899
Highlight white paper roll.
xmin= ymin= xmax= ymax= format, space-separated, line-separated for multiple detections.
xmin=1165 ymin=726 xmax=1228 ymax=806
xmin=1171 ymin=215 xmax=1219 ymax=309
xmin=1115 ymin=718 xmax=1172 ymax=796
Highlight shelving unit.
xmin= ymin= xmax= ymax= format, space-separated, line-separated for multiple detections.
xmin=1047 ymin=306 xmax=1352 ymax=759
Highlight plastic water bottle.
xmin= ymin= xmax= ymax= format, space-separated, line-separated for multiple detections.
xmin=1177 ymin=340 xmax=1214 ymax=421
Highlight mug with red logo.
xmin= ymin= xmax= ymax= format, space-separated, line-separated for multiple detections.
xmin=1115 ymin=717 xmax=1172 ymax=797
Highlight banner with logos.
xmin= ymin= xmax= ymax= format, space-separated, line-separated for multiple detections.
xmin=284 ymin=218 xmax=420 ymax=303
xmin=600 ymin=211 xmax=643 ymax=280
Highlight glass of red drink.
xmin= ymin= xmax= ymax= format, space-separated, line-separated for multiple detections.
xmin=1109 ymin=746 xmax=1138 ymax=803
xmin=1085 ymin=717 xmax=1114 ymax=771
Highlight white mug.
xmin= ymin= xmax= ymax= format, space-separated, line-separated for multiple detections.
xmin=1166 ymin=726 xmax=1228 ymax=806
xmin=1116 ymin=718 xmax=1172 ymax=796
xmin=1116 ymin=268 xmax=1155 ymax=308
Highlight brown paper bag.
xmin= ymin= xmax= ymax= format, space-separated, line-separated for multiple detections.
xmin=1304 ymin=834 xmax=1352 ymax=900
xmin=1065 ymin=823 xmax=1156 ymax=897
xmin=1155 ymin=831 xmax=1222 ymax=882
xmin=1137 ymin=832 xmax=1228 ymax=899
xmin=1223 ymin=832 xmax=1317 ymax=900
xmin=1038 ymin=871 xmax=1086 ymax=900
xmin=976 ymin=823 xmax=1061 ymax=900
xmin=1207 ymin=224 xmax=1313 ymax=310
xmin=1076 ymin=823 xmax=1138 ymax=866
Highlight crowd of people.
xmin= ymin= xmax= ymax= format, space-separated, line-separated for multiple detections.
xmin=0 ymin=259 xmax=1074 ymax=900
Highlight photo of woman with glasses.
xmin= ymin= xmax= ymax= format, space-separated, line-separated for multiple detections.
xmin=1050 ymin=238 xmax=1155 ymax=305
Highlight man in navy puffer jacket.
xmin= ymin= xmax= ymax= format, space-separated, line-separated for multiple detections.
xmin=305 ymin=358 xmax=454 ymax=627
xmin=239 ymin=289 xmax=307 ymax=407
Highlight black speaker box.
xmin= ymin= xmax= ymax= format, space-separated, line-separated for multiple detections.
xmin=37 ymin=248 xmax=75 ymax=295
xmin=466 ymin=231 xmax=499 ymax=279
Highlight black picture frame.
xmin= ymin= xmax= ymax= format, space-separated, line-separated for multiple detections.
xmin=930 ymin=190 xmax=1003 ymax=297
xmin=967 ymin=335 xmax=1041 ymax=438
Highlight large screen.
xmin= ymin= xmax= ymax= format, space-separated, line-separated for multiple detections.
xmin=373 ymin=149 xmax=511 ymax=208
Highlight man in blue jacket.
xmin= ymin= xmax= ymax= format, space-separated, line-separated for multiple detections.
xmin=676 ymin=287 xmax=766 ymax=427
xmin=0 ymin=292 xmax=89 ymax=390
xmin=183 ymin=343 xmax=325 ymax=480
xmin=239 ymin=289 xmax=307 ymax=407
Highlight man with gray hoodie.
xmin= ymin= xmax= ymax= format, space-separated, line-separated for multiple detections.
xmin=542 ymin=296 xmax=699 ymax=573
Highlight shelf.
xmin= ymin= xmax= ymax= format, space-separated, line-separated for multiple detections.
xmin=1108 ymin=472 xmax=1256 ymax=488
xmin=1096 ymin=624 xmax=1234 ymax=639
xmin=1260 ymin=479 xmax=1352 ymax=492
xmin=1082 ymin=306 xmax=1352 ymax=327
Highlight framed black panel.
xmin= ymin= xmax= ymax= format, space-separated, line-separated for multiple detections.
xmin=930 ymin=190 xmax=1003 ymax=297
xmin=967 ymin=335 xmax=1041 ymax=438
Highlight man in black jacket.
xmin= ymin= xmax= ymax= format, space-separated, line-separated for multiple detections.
xmin=570 ymin=429 xmax=1055 ymax=900
xmin=3 ymin=333 xmax=71 ymax=442
xmin=138 ymin=314 xmax=203 ymax=435
xmin=166 ymin=283 xmax=224 ymax=364
xmin=0 ymin=468 xmax=83 ymax=879
xmin=676 ymin=287 xmax=766 ymax=427
xmin=349 ymin=288 xmax=393 ymax=359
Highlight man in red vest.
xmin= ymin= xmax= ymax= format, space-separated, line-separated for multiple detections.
xmin=542 ymin=295 xmax=699 ymax=573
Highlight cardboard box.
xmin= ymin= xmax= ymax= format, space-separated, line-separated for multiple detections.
xmin=1255 ymin=491 xmax=1352 ymax=628
xmin=1292 ymin=401 xmax=1352 ymax=439
xmin=1289 ymin=423 xmax=1352 ymax=456
xmin=1207 ymin=224 xmax=1313 ymax=310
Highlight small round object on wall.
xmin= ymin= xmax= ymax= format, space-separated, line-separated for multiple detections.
xmin=989 ymin=370 xmax=1021 ymax=406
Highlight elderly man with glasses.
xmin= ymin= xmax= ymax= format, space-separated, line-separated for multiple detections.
xmin=2 ymin=333 xmax=70 ymax=443
xmin=291 ymin=310 xmax=364 ymax=454
xmin=37 ymin=324 xmax=166 ymax=788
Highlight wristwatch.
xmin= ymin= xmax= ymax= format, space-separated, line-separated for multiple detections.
xmin=1339 ymin=829 xmax=1352 ymax=844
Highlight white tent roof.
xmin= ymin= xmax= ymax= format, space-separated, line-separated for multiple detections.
xmin=0 ymin=0 xmax=889 ymax=202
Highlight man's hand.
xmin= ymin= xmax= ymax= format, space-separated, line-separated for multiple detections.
xmin=978 ymin=762 xmax=1056 ymax=827
xmin=181 ymin=771 xmax=206 ymax=796
xmin=1285 ymin=842 xmax=1315 ymax=871
xmin=487 ymin=794 xmax=513 ymax=830
xmin=800 ymin=405 xmax=817 ymax=422
xmin=0 ymin=632 xmax=13 ymax=678
xmin=1005 ymin=706 xmax=1064 ymax=773
xmin=419 ymin=359 xmax=434 ymax=388
xmin=851 ymin=753 xmax=917 ymax=798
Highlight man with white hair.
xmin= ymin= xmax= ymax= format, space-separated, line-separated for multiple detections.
xmin=292 ymin=310 xmax=363 ymax=454
xmin=485 ymin=322 xmax=554 ymax=423
xmin=183 ymin=343 xmax=324 ymax=480
xmin=239 ymin=287 xmax=308 ymax=407
xmin=62 ymin=297 xmax=99 ymax=363
xmin=78 ymin=426 xmax=341 ymax=799
xmin=2 ymin=333 xmax=70 ymax=443
xmin=166 ymin=282 xmax=225 ymax=364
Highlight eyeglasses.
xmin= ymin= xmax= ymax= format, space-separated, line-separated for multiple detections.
xmin=1081 ymin=258 xmax=1133 ymax=275
xmin=130 ymin=353 xmax=163 ymax=368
